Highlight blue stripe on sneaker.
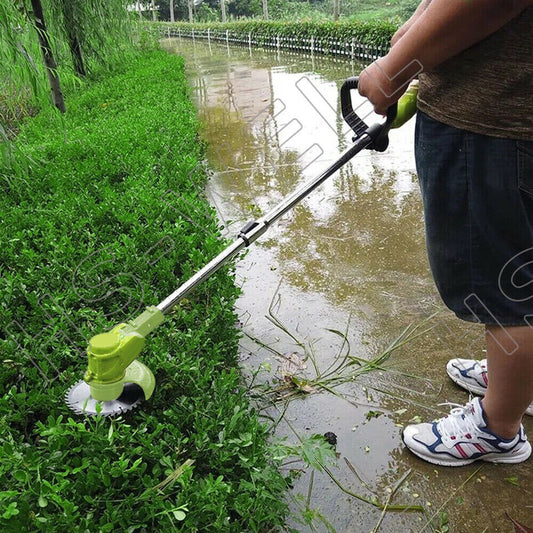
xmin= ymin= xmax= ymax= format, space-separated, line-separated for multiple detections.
xmin=456 ymin=362 xmax=476 ymax=377
xmin=418 ymin=423 xmax=462 ymax=459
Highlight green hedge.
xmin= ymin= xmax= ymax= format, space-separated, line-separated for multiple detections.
xmin=152 ymin=19 xmax=398 ymax=49
xmin=0 ymin=50 xmax=289 ymax=532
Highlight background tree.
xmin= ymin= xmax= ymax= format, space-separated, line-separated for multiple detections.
xmin=158 ymin=0 xmax=189 ymax=21
xmin=46 ymin=0 xmax=130 ymax=79
xmin=0 ymin=0 xmax=131 ymax=123
xmin=27 ymin=0 xmax=65 ymax=112
xmin=228 ymin=0 xmax=262 ymax=18
xmin=1 ymin=0 xmax=38 ymax=148
xmin=54 ymin=1 xmax=85 ymax=77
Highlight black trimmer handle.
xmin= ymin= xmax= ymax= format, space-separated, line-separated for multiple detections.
xmin=340 ymin=76 xmax=397 ymax=153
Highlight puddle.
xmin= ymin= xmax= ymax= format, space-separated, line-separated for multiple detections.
xmin=161 ymin=37 xmax=533 ymax=532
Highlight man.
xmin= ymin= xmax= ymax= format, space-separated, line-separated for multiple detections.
xmin=358 ymin=0 xmax=533 ymax=466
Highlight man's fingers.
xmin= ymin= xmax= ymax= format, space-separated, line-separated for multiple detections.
xmin=358 ymin=66 xmax=392 ymax=116
xmin=357 ymin=72 xmax=367 ymax=97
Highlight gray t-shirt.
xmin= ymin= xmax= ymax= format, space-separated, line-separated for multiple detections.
xmin=417 ymin=7 xmax=533 ymax=140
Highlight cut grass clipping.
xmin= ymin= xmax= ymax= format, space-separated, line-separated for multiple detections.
xmin=0 ymin=50 xmax=289 ymax=532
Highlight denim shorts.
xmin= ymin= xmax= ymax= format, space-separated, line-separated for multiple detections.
xmin=415 ymin=111 xmax=533 ymax=326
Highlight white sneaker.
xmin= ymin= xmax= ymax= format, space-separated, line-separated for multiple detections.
xmin=403 ymin=397 xmax=532 ymax=466
xmin=446 ymin=358 xmax=533 ymax=416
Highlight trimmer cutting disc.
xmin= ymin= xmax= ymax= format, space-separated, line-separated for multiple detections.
xmin=65 ymin=380 xmax=144 ymax=416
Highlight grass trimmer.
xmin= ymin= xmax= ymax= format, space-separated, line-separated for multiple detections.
xmin=65 ymin=77 xmax=418 ymax=416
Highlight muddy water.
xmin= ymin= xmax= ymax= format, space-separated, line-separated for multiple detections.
xmin=161 ymin=38 xmax=533 ymax=532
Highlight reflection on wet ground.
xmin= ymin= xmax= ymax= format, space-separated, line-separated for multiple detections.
xmin=161 ymin=37 xmax=533 ymax=533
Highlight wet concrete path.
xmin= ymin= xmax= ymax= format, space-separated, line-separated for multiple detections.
xmin=161 ymin=37 xmax=533 ymax=532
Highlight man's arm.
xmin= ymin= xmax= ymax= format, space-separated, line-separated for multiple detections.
xmin=390 ymin=0 xmax=430 ymax=47
xmin=359 ymin=0 xmax=532 ymax=115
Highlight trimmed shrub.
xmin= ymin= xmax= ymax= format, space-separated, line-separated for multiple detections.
xmin=152 ymin=19 xmax=398 ymax=50
xmin=0 ymin=50 xmax=289 ymax=533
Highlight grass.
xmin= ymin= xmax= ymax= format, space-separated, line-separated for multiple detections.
xmin=245 ymin=284 xmax=440 ymax=408
xmin=0 ymin=49 xmax=290 ymax=532
xmin=0 ymin=83 xmax=38 ymax=140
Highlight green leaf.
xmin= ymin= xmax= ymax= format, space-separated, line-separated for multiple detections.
xmin=13 ymin=470 xmax=28 ymax=483
xmin=172 ymin=510 xmax=186 ymax=521
xmin=2 ymin=502 xmax=19 ymax=519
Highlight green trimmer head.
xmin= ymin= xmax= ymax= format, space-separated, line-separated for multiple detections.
xmin=65 ymin=307 xmax=164 ymax=416
xmin=65 ymin=363 xmax=149 ymax=416
xmin=66 ymin=75 xmax=414 ymax=416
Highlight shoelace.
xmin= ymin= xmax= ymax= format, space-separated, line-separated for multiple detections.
xmin=436 ymin=402 xmax=479 ymax=441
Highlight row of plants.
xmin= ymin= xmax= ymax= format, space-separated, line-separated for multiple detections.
xmin=0 ymin=49 xmax=292 ymax=532
xmin=152 ymin=18 xmax=399 ymax=49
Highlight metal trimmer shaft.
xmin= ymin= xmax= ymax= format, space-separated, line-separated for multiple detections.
xmin=156 ymin=132 xmax=373 ymax=315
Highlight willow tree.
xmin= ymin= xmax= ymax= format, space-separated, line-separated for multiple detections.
xmin=0 ymin=0 xmax=66 ymax=113
xmin=0 ymin=1 xmax=42 ymax=104
xmin=1 ymin=0 xmax=130 ymax=115
xmin=31 ymin=0 xmax=65 ymax=111
xmin=0 ymin=0 xmax=45 ymax=148
xmin=46 ymin=0 xmax=131 ymax=79
xmin=51 ymin=1 xmax=86 ymax=77
xmin=0 ymin=0 xmax=130 ymax=144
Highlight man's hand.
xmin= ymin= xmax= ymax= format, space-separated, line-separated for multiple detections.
xmin=357 ymin=58 xmax=410 ymax=116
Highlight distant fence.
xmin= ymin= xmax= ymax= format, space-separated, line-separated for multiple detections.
xmin=155 ymin=25 xmax=390 ymax=62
